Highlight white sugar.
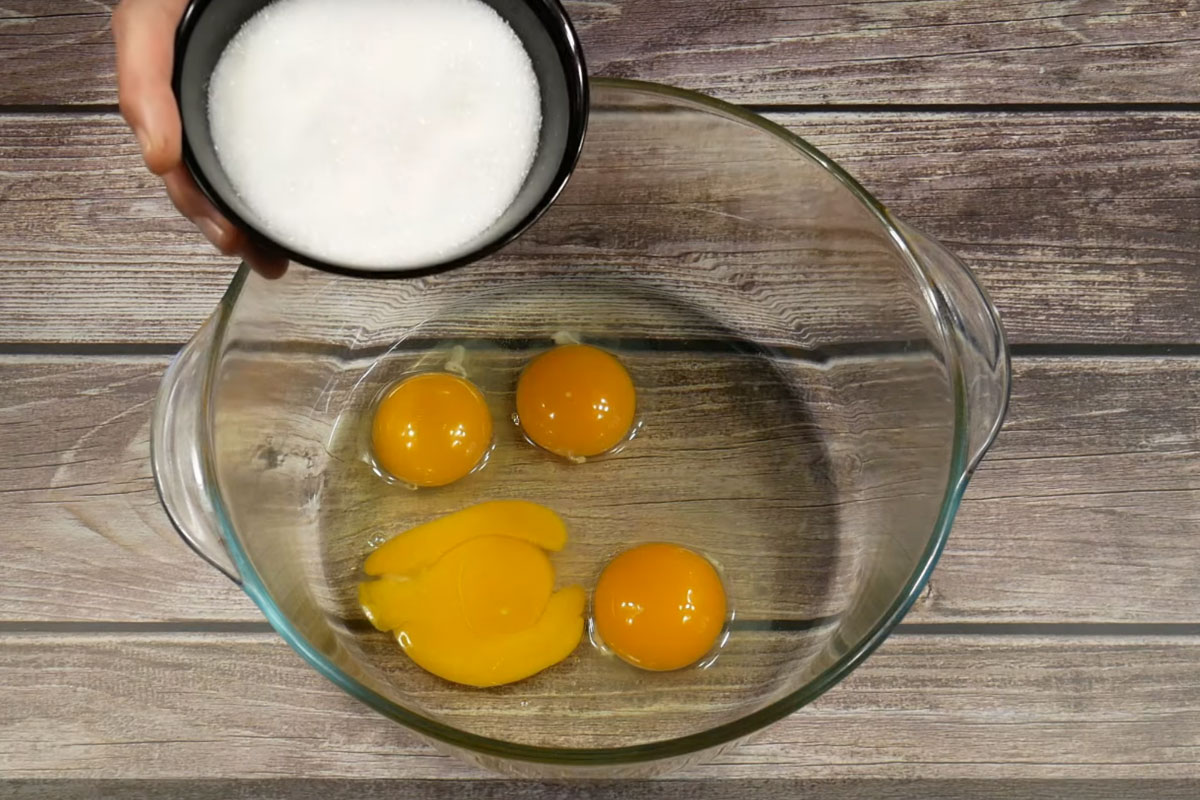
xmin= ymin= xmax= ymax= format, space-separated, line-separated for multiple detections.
xmin=208 ymin=0 xmax=542 ymax=270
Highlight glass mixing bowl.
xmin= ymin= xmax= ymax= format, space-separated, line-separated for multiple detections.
xmin=152 ymin=79 xmax=1010 ymax=777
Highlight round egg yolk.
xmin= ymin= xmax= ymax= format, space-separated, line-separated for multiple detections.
xmin=516 ymin=344 xmax=636 ymax=459
xmin=371 ymin=372 xmax=492 ymax=487
xmin=592 ymin=543 xmax=727 ymax=671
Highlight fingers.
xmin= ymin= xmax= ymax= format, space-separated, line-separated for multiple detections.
xmin=113 ymin=0 xmax=191 ymax=175
xmin=241 ymin=241 xmax=290 ymax=280
xmin=114 ymin=0 xmax=288 ymax=279
xmin=163 ymin=167 xmax=288 ymax=279
xmin=163 ymin=166 xmax=236 ymax=251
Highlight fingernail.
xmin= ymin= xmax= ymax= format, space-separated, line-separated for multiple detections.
xmin=196 ymin=217 xmax=229 ymax=252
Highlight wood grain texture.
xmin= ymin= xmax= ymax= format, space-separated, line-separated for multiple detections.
xmin=930 ymin=356 xmax=1200 ymax=621
xmin=812 ymin=111 xmax=1200 ymax=345
xmin=3 ymin=633 xmax=1200 ymax=779
xmin=3 ymin=0 xmax=1197 ymax=791
xmin=1 ymin=111 xmax=1197 ymax=345
xmin=0 ymin=115 xmax=237 ymax=344
xmin=8 ymin=778 xmax=1200 ymax=800
xmin=0 ymin=355 xmax=254 ymax=623
xmin=0 ymin=1 xmax=114 ymax=106
xmin=1 ymin=355 xmax=1197 ymax=625
xmin=3 ymin=1 xmax=1200 ymax=105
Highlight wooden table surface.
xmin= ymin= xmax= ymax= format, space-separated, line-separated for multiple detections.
xmin=2 ymin=1 xmax=1199 ymax=797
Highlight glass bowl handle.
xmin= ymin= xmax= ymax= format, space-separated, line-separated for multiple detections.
xmin=151 ymin=311 xmax=242 ymax=583
xmin=898 ymin=222 xmax=1012 ymax=473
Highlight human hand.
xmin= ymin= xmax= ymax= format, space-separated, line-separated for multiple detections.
xmin=113 ymin=0 xmax=287 ymax=278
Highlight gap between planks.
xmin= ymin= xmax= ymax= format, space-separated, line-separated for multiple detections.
xmin=4 ymin=778 xmax=1200 ymax=800
xmin=5 ymin=621 xmax=1200 ymax=637
xmin=5 ymin=342 xmax=1200 ymax=359
xmin=5 ymin=102 xmax=1200 ymax=116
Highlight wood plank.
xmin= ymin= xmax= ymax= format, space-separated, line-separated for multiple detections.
xmin=928 ymin=356 xmax=1200 ymax=622
xmin=1 ymin=112 xmax=1197 ymax=345
xmin=1 ymin=354 xmax=1197 ymax=625
xmin=2 ymin=633 xmax=1199 ymax=779
xmin=0 ymin=2 xmax=114 ymax=106
xmin=0 ymin=115 xmax=237 ymax=344
xmin=0 ymin=355 xmax=254 ymax=623
xmin=808 ymin=111 xmax=1200 ymax=345
xmin=7 ymin=778 xmax=1200 ymax=800
xmin=3 ymin=1 xmax=1199 ymax=106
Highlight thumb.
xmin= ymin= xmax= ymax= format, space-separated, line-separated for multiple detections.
xmin=113 ymin=0 xmax=190 ymax=175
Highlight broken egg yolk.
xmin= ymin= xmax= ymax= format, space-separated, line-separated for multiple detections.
xmin=516 ymin=344 xmax=636 ymax=459
xmin=592 ymin=543 xmax=727 ymax=671
xmin=359 ymin=501 xmax=584 ymax=687
xmin=371 ymin=372 xmax=492 ymax=487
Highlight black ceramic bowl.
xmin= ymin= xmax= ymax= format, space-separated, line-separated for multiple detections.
xmin=172 ymin=0 xmax=588 ymax=279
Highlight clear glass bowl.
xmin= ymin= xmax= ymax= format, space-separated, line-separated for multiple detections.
xmin=152 ymin=79 xmax=1010 ymax=777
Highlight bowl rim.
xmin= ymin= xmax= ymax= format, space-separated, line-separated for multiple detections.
xmin=196 ymin=77 xmax=976 ymax=765
xmin=172 ymin=0 xmax=590 ymax=280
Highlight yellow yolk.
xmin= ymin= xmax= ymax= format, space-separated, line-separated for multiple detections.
xmin=364 ymin=500 xmax=566 ymax=577
xmin=516 ymin=344 xmax=636 ymax=459
xmin=371 ymin=372 xmax=492 ymax=487
xmin=592 ymin=543 xmax=727 ymax=671
xmin=359 ymin=502 xmax=584 ymax=687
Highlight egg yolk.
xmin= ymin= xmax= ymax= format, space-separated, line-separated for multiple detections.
xmin=592 ymin=543 xmax=727 ymax=671
xmin=516 ymin=344 xmax=636 ymax=459
xmin=364 ymin=499 xmax=567 ymax=576
xmin=371 ymin=372 xmax=492 ymax=487
xmin=359 ymin=501 xmax=584 ymax=687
